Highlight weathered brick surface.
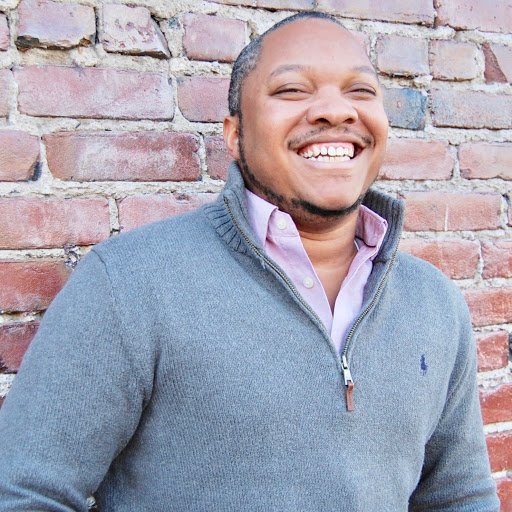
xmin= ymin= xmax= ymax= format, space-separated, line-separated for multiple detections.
xmin=101 ymin=4 xmax=169 ymax=58
xmin=403 ymin=192 xmax=502 ymax=232
xmin=464 ymin=288 xmax=512 ymax=327
xmin=383 ymin=88 xmax=427 ymax=130
xmin=435 ymin=0 xmax=512 ymax=33
xmin=210 ymin=0 xmax=314 ymax=9
xmin=497 ymin=479 xmax=512 ymax=512
xmin=45 ymin=132 xmax=200 ymax=182
xmin=0 ymin=69 xmax=11 ymax=117
xmin=487 ymin=432 xmax=512 ymax=473
xmin=17 ymin=0 xmax=95 ymax=50
xmin=376 ymin=35 xmax=428 ymax=77
xmin=481 ymin=384 xmax=512 ymax=425
xmin=177 ymin=76 xmax=229 ymax=122
xmin=476 ymin=331 xmax=509 ymax=372
xmin=399 ymin=239 xmax=479 ymax=279
xmin=482 ymin=240 xmax=512 ymax=278
xmin=429 ymin=40 xmax=480 ymax=81
xmin=0 ymin=198 xmax=110 ymax=249
xmin=0 ymin=130 xmax=39 ymax=181
xmin=459 ymin=143 xmax=512 ymax=180
xmin=317 ymin=0 xmax=435 ymax=24
xmin=205 ymin=136 xmax=231 ymax=181
xmin=0 ymin=321 xmax=39 ymax=372
xmin=16 ymin=66 xmax=174 ymax=120
xmin=484 ymin=43 xmax=512 ymax=84
xmin=0 ymin=14 xmax=9 ymax=51
xmin=118 ymin=193 xmax=216 ymax=231
xmin=431 ymin=90 xmax=512 ymax=129
xmin=380 ymin=139 xmax=453 ymax=180
xmin=0 ymin=261 xmax=70 ymax=312
xmin=183 ymin=13 xmax=246 ymax=63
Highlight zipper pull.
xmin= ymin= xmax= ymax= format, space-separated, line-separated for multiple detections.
xmin=341 ymin=355 xmax=354 ymax=412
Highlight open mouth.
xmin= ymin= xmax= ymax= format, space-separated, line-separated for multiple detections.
xmin=297 ymin=142 xmax=361 ymax=162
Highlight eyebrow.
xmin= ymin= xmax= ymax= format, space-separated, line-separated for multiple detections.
xmin=268 ymin=63 xmax=378 ymax=81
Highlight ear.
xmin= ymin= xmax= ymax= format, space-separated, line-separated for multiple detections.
xmin=223 ymin=115 xmax=241 ymax=161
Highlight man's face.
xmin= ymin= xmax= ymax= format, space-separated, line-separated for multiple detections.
xmin=224 ymin=19 xmax=389 ymax=230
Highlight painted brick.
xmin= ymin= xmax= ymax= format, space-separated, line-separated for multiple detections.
xmin=403 ymin=192 xmax=502 ymax=232
xmin=101 ymin=4 xmax=169 ymax=58
xmin=209 ymin=0 xmax=314 ymax=9
xmin=429 ymin=40 xmax=480 ymax=81
xmin=486 ymin=432 xmax=512 ymax=473
xmin=431 ymin=90 xmax=512 ymax=129
xmin=177 ymin=76 xmax=229 ymax=123
xmin=0 ymin=14 xmax=9 ymax=51
xmin=376 ymin=35 xmax=428 ymax=76
xmin=476 ymin=331 xmax=509 ymax=372
xmin=484 ymin=43 xmax=512 ymax=83
xmin=118 ymin=193 xmax=216 ymax=231
xmin=16 ymin=66 xmax=174 ymax=120
xmin=0 ymin=130 xmax=39 ymax=181
xmin=45 ymin=132 xmax=200 ymax=182
xmin=435 ymin=0 xmax=512 ymax=33
xmin=497 ymin=478 xmax=512 ymax=512
xmin=380 ymin=139 xmax=453 ymax=180
xmin=464 ymin=288 xmax=512 ymax=327
xmin=0 ymin=321 xmax=39 ymax=372
xmin=481 ymin=384 xmax=512 ymax=424
xmin=205 ymin=136 xmax=231 ymax=181
xmin=482 ymin=240 xmax=512 ymax=278
xmin=0 ymin=197 xmax=110 ymax=249
xmin=399 ymin=239 xmax=479 ymax=279
xmin=459 ymin=143 xmax=512 ymax=180
xmin=0 ymin=69 xmax=12 ymax=117
xmin=183 ymin=13 xmax=246 ymax=63
xmin=317 ymin=0 xmax=435 ymax=25
xmin=0 ymin=260 xmax=70 ymax=312
xmin=17 ymin=0 xmax=95 ymax=50
xmin=383 ymin=88 xmax=427 ymax=130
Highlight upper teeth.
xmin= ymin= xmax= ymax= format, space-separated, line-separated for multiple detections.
xmin=299 ymin=144 xmax=355 ymax=160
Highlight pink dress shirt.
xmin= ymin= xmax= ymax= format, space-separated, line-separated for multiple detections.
xmin=245 ymin=189 xmax=388 ymax=353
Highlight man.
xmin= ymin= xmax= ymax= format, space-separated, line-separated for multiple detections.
xmin=0 ymin=12 xmax=499 ymax=511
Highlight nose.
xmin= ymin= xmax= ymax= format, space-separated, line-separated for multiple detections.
xmin=305 ymin=87 xmax=358 ymax=126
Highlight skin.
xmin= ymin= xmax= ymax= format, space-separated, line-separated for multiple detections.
xmin=224 ymin=19 xmax=389 ymax=308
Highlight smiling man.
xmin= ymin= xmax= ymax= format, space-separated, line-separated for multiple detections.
xmin=0 ymin=11 xmax=499 ymax=512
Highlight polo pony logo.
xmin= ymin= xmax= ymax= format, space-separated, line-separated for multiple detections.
xmin=420 ymin=354 xmax=428 ymax=376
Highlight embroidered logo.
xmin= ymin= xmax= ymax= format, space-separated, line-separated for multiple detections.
xmin=420 ymin=354 xmax=428 ymax=376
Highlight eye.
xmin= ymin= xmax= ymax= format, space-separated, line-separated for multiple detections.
xmin=348 ymin=84 xmax=378 ymax=96
xmin=272 ymin=84 xmax=310 ymax=98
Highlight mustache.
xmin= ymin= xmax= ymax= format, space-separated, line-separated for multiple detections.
xmin=288 ymin=125 xmax=373 ymax=150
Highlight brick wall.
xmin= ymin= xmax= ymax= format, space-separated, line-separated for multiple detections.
xmin=0 ymin=0 xmax=510 ymax=506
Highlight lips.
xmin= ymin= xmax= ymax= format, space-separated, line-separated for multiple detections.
xmin=297 ymin=142 xmax=358 ymax=162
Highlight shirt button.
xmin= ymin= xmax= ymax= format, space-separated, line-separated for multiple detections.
xmin=303 ymin=277 xmax=314 ymax=289
xmin=276 ymin=218 xmax=287 ymax=230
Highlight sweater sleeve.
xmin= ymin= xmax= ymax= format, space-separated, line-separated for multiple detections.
xmin=0 ymin=250 xmax=152 ymax=511
xmin=408 ymin=297 xmax=500 ymax=512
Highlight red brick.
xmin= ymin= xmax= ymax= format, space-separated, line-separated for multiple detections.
xmin=376 ymin=35 xmax=428 ymax=77
xmin=0 ymin=69 xmax=12 ymax=117
xmin=482 ymin=240 xmax=512 ymax=279
xmin=0 ymin=14 xmax=9 ymax=51
xmin=317 ymin=0 xmax=435 ymax=25
xmin=0 ymin=197 xmax=110 ymax=249
xmin=45 ymin=132 xmax=200 ymax=182
xmin=101 ymin=4 xmax=169 ymax=58
xmin=429 ymin=40 xmax=480 ymax=81
xmin=177 ymin=76 xmax=229 ymax=123
xmin=0 ymin=260 xmax=70 ymax=312
xmin=0 ymin=130 xmax=39 ymax=181
xmin=460 ymin=143 xmax=512 ymax=180
xmin=399 ymin=239 xmax=478 ymax=279
xmin=464 ymin=288 xmax=512 ymax=327
xmin=435 ymin=0 xmax=512 ymax=33
xmin=431 ymin=90 xmax=512 ymax=129
xmin=209 ymin=0 xmax=314 ymax=9
xmin=476 ymin=331 xmax=509 ymax=372
xmin=497 ymin=478 xmax=512 ymax=512
xmin=183 ymin=13 xmax=246 ymax=63
xmin=205 ymin=136 xmax=231 ymax=181
xmin=118 ymin=193 xmax=216 ymax=231
xmin=0 ymin=321 xmax=39 ymax=371
xmin=380 ymin=139 xmax=453 ymax=180
xmin=16 ymin=66 xmax=174 ymax=120
xmin=17 ymin=0 xmax=95 ymax=50
xmin=484 ymin=43 xmax=512 ymax=84
xmin=486 ymin=432 xmax=512 ymax=473
xmin=481 ymin=384 xmax=512 ymax=425
xmin=403 ymin=192 xmax=502 ymax=232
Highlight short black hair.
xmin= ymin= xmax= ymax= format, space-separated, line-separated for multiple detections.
xmin=228 ymin=12 xmax=346 ymax=117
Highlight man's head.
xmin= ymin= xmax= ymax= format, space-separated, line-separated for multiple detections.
xmin=224 ymin=12 xmax=389 ymax=230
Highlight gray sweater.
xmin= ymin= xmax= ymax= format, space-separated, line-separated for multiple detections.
xmin=0 ymin=164 xmax=499 ymax=511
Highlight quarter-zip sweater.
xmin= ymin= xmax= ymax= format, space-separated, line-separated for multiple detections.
xmin=0 ymin=163 xmax=498 ymax=511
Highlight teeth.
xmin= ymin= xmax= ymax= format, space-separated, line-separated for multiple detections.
xmin=320 ymin=147 xmax=328 ymax=155
xmin=313 ymin=146 xmax=321 ymax=157
xmin=299 ymin=143 xmax=357 ymax=161
xmin=327 ymin=146 xmax=336 ymax=156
